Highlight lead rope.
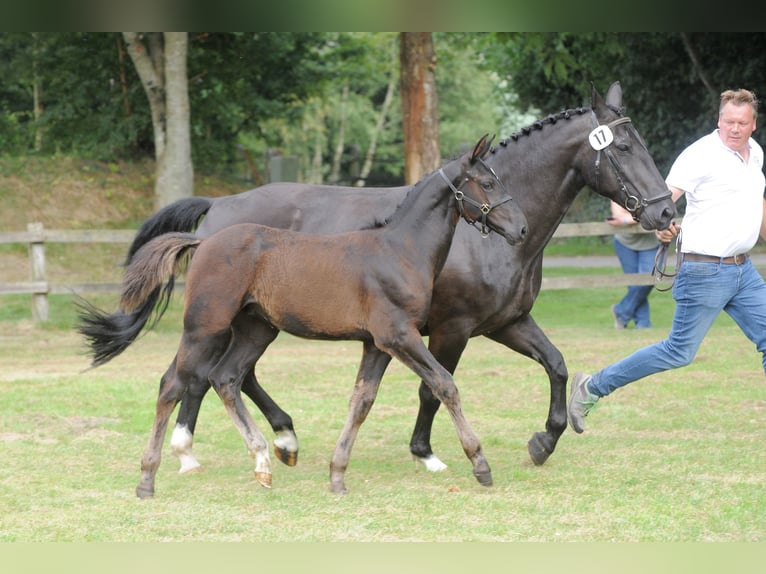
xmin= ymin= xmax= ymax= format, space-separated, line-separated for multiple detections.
xmin=652 ymin=228 xmax=682 ymax=292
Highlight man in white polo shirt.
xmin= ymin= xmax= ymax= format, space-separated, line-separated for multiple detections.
xmin=568 ymin=88 xmax=766 ymax=433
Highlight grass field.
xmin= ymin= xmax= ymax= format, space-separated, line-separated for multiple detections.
xmin=1 ymin=282 xmax=764 ymax=545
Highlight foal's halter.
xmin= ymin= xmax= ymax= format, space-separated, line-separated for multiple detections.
xmin=438 ymin=159 xmax=513 ymax=238
xmin=590 ymin=112 xmax=672 ymax=221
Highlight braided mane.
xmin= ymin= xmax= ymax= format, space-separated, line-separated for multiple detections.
xmin=492 ymin=107 xmax=591 ymax=151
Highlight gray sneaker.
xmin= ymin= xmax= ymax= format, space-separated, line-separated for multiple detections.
xmin=568 ymin=372 xmax=599 ymax=433
xmin=611 ymin=304 xmax=626 ymax=329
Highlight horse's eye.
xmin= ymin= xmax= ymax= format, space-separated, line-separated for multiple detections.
xmin=481 ymin=181 xmax=494 ymax=191
xmin=616 ymin=143 xmax=629 ymax=152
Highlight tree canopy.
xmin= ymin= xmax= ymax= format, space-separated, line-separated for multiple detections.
xmin=2 ymin=32 xmax=765 ymax=195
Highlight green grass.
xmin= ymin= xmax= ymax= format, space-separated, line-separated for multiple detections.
xmin=1 ymin=285 xmax=764 ymax=543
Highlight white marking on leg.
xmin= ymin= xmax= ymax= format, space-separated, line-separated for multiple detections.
xmin=170 ymin=424 xmax=202 ymax=474
xmin=273 ymin=429 xmax=298 ymax=453
xmin=417 ymin=454 xmax=448 ymax=472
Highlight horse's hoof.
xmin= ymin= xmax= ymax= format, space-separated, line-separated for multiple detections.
xmin=255 ymin=471 xmax=272 ymax=489
xmin=413 ymin=454 xmax=448 ymax=472
xmin=136 ymin=485 xmax=154 ymax=499
xmin=179 ymin=463 xmax=202 ymax=475
xmin=527 ymin=433 xmax=552 ymax=466
xmin=329 ymin=483 xmax=348 ymax=495
xmin=274 ymin=445 xmax=298 ymax=467
xmin=473 ymin=469 xmax=493 ymax=487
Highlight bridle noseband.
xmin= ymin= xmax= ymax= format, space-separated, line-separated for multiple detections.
xmin=590 ymin=112 xmax=672 ymax=221
xmin=439 ymin=159 xmax=513 ymax=238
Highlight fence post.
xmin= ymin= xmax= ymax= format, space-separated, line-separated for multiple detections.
xmin=27 ymin=222 xmax=49 ymax=322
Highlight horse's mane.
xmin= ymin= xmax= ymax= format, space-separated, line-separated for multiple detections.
xmin=367 ymin=106 xmax=595 ymax=229
xmin=493 ymin=107 xmax=591 ymax=150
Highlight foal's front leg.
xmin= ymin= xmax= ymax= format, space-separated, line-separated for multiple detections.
xmin=381 ymin=328 xmax=492 ymax=488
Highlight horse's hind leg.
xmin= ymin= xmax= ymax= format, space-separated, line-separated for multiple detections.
xmin=168 ymin=342 xmax=298 ymax=473
xmin=170 ymin=382 xmax=211 ymax=474
xmin=208 ymin=315 xmax=277 ymax=488
xmin=241 ymin=370 xmax=299 ymax=466
xmin=138 ymin=324 xmax=232 ymax=497
xmin=487 ymin=315 xmax=568 ymax=466
xmin=137 ymin=356 xmax=187 ymax=498
xmin=329 ymin=341 xmax=392 ymax=494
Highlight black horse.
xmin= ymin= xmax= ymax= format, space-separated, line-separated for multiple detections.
xmin=78 ymin=82 xmax=675 ymax=478
xmin=119 ymin=135 xmax=527 ymax=495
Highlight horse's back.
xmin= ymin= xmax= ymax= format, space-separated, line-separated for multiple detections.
xmin=198 ymin=182 xmax=408 ymax=238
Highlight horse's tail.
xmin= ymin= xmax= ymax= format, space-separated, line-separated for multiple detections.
xmin=76 ymin=233 xmax=200 ymax=368
xmin=125 ymin=196 xmax=212 ymax=264
xmin=75 ymin=198 xmax=212 ymax=368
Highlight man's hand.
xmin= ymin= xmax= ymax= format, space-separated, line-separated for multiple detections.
xmin=656 ymin=221 xmax=681 ymax=244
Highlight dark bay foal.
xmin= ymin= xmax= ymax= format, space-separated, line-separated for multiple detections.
xmin=121 ymin=135 xmax=528 ymax=496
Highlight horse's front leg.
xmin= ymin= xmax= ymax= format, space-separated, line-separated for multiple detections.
xmin=329 ymin=341 xmax=392 ymax=494
xmin=487 ymin=314 xmax=568 ymax=466
xmin=408 ymin=326 xmax=470 ymax=472
xmin=382 ymin=328 xmax=492 ymax=488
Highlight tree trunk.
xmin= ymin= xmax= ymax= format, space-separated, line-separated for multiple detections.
xmin=356 ymin=45 xmax=397 ymax=187
xmin=122 ymin=32 xmax=194 ymax=209
xmin=399 ymin=33 xmax=440 ymax=185
xmin=329 ymin=83 xmax=349 ymax=184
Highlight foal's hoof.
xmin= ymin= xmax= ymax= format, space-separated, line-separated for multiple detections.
xmin=473 ymin=469 xmax=493 ymax=487
xmin=274 ymin=445 xmax=298 ymax=467
xmin=329 ymin=482 xmax=348 ymax=495
xmin=135 ymin=484 xmax=155 ymax=499
xmin=255 ymin=471 xmax=272 ymax=489
xmin=527 ymin=432 xmax=553 ymax=466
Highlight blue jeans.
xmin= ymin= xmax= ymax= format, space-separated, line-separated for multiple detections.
xmin=613 ymin=238 xmax=659 ymax=328
xmin=589 ymin=258 xmax=766 ymax=397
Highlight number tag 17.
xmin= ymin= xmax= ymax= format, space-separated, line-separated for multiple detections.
xmin=588 ymin=125 xmax=614 ymax=150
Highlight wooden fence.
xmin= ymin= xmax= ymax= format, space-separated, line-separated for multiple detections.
xmin=1 ymin=220 xmax=682 ymax=322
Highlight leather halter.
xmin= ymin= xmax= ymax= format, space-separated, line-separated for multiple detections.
xmin=439 ymin=159 xmax=513 ymax=238
xmin=591 ymin=112 xmax=672 ymax=221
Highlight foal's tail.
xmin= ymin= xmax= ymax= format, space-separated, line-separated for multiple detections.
xmin=76 ymin=197 xmax=212 ymax=368
xmin=76 ymin=233 xmax=201 ymax=368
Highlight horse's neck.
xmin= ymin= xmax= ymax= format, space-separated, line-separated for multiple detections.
xmin=383 ymin=163 xmax=461 ymax=261
xmin=492 ymin=114 xmax=590 ymax=255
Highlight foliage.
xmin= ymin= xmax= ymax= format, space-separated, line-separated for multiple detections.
xmin=3 ymin=33 xmax=766 ymax=194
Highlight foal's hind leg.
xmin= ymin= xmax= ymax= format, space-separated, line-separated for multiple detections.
xmin=136 ymin=356 xmax=187 ymax=498
xmin=169 ymin=351 xmax=298 ymax=473
xmin=241 ymin=371 xmax=299 ymax=466
xmin=207 ymin=315 xmax=278 ymax=488
xmin=487 ymin=315 xmax=568 ymax=466
xmin=138 ymin=326 xmax=233 ymax=498
xmin=329 ymin=341 xmax=392 ymax=494
xmin=170 ymin=382 xmax=211 ymax=474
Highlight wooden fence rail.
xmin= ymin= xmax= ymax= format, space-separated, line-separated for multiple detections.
xmin=1 ymin=220 xmax=682 ymax=322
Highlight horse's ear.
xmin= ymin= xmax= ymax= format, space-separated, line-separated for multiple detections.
xmin=471 ymin=133 xmax=494 ymax=162
xmin=605 ymin=81 xmax=623 ymax=110
xmin=590 ymin=82 xmax=604 ymax=109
